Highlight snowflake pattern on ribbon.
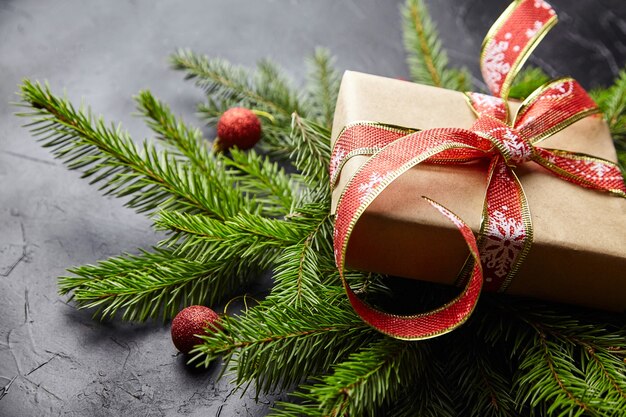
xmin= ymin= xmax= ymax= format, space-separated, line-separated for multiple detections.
xmin=330 ymin=149 xmax=347 ymax=179
xmin=540 ymin=80 xmax=574 ymax=101
xmin=492 ymin=127 xmax=533 ymax=165
xmin=357 ymin=171 xmax=390 ymax=203
xmin=482 ymin=208 xmax=527 ymax=280
xmin=525 ymin=21 xmax=544 ymax=39
xmin=586 ymin=161 xmax=612 ymax=179
xmin=534 ymin=0 xmax=555 ymax=13
xmin=472 ymin=94 xmax=502 ymax=109
xmin=482 ymin=39 xmax=511 ymax=94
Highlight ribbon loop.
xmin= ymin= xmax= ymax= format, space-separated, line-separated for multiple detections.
xmin=480 ymin=0 xmax=557 ymax=99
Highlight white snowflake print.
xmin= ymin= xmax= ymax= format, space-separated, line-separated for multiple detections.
xmin=525 ymin=21 xmax=544 ymax=39
xmin=481 ymin=209 xmax=526 ymax=280
xmin=534 ymin=0 xmax=555 ymax=14
xmin=330 ymin=149 xmax=347 ymax=177
xmin=542 ymin=151 xmax=559 ymax=165
xmin=357 ymin=171 xmax=389 ymax=203
xmin=482 ymin=39 xmax=511 ymax=93
xmin=502 ymin=129 xmax=532 ymax=164
xmin=540 ymin=80 xmax=573 ymax=100
xmin=587 ymin=161 xmax=610 ymax=178
xmin=559 ymin=158 xmax=620 ymax=182
xmin=470 ymin=93 xmax=504 ymax=111
xmin=489 ymin=127 xmax=532 ymax=164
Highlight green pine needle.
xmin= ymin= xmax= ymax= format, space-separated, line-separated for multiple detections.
xmin=290 ymin=113 xmax=331 ymax=187
xmin=306 ymin=48 xmax=341 ymax=129
xmin=17 ymin=80 xmax=251 ymax=218
xmin=593 ymin=69 xmax=626 ymax=142
xmin=171 ymin=49 xmax=306 ymax=120
xmin=190 ymin=293 xmax=376 ymax=394
xmin=156 ymin=210 xmax=308 ymax=265
xmin=401 ymin=0 xmax=471 ymax=91
xmin=134 ymin=89 xmax=213 ymax=172
xmin=59 ymin=248 xmax=254 ymax=321
xmin=224 ymin=148 xmax=299 ymax=216
xmin=509 ymin=66 xmax=551 ymax=100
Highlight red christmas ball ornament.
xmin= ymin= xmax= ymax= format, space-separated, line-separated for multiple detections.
xmin=216 ymin=107 xmax=262 ymax=150
xmin=171 ymin=305 xmax=221 ymax=354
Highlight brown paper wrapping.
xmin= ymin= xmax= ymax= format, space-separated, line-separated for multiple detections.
xmin=331 ymin=71 xmax=626 ymax=311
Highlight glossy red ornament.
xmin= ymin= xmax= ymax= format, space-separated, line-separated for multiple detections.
xmin=216 ymin=107 xmax=262 ymax=150
xmin=171 ymin=305 xmax=220 ymax=354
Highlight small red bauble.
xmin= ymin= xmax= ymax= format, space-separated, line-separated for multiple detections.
xmin=171 ymin=305 xmax=220 ymax=354
xmin=216 ymin=107 xmax=262 ymax=150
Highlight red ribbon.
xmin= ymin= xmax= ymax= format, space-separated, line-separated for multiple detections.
xmin=331 ymin=0 xmax=626 ymax=340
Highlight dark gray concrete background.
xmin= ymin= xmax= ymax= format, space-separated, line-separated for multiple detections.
xmin=1 ymin=1 xmax=624 ymax=416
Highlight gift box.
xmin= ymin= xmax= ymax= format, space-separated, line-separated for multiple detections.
xmin=331 ymin=70 xmax=626 ymax=312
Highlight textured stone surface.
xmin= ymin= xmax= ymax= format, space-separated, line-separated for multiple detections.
xmin=0 ymin=1 xmax=624 ymax=416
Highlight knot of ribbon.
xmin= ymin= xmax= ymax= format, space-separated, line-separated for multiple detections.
xmin=330 ymin=0 xmax=626 ymax=340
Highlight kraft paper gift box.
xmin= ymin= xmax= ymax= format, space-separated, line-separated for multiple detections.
xmin=331 ymin=70 xmax=626 ymax=311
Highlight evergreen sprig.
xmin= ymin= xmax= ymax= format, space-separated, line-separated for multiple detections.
xmin=401 ymin=0 xmax=471 ymax=90
xmin=59 ymin=248 xmax=253 ymax=321
xmin=302 ymin=339 xmax=426 ymax=416
xmin=156 ymin=210 xmax=307 ymax=265
xmin=593 ymin=69 xmax=626 ymax=142
xmin=509 ymin=66 xmax=551 ymax=100
xmin=171 ymin=50 xmax=307 ymax=120
xmin=135 ymin=90 xmax=208 ymax=167
xmin=190 ymin=293 xmax=376 ymax=394
xmin=224 ymin=148 xmax=299 ymax=216
xmin=17 ymin=0 xmax=626 ymax=415
xmin=592 ymin=70 xmax=626 ymax=176
xmin=306 ymin=48 xmax=341 ymax=129
xmin=18 ymin=81 xmax=250 ymax=218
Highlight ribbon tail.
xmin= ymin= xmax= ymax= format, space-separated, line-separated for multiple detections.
xmin=459 ymin=158 xmax=533 ymax=292
xmin=534 ymin=147 xmax=626 ymax=197
xmin=344 ymin=199 xmax=482 ymax=340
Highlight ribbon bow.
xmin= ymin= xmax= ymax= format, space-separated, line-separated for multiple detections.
xmin=330 ymin=0 xmax=626 ymax=340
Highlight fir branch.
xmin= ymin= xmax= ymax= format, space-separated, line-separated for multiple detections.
xmin=225 ymin=148 xmax=299 ymax=216
xmin=171 ymin=50 xmax=305 ymax=119
xmin=401 ymin=0 xmax=471 ymax=91
xmin=267 ymin=202 xmax=336 ymax=307
xmin=191 ymin=293 xmax=377 ymax=394
xmin=60 ymin=248 xmax=253 ymax=321
xmin=134 ymin=89 xmax=212 ymax=171
xmin=593 ymin=69 xmax=626 ymax=179
xmin=509 ymin=66 xmax=551 ymax=100
xmin=18 ymin=80 xmax=251 ymax=218
xmin=306 ymin=339 xmax=425 ymax=417
xmin=290 ymin=112 xmax=331 ymax=186
xmin=384 ymin=356 xmax=456 ymax=417
xmin=448 ymin=331 xmax=517 ymax=417
xmin=269 ymin=243 xmax=327 ymax=308
xmin=593 ymin=69 xmax=626 ymax=142
xmin=306 ymin=48 xmax=341 ymax=129
xmin=272 ymin=339 xmax=454 ymax=417
xmin=496 ymin=303 xmax=626 ymax=416
xmin=155 ymin=210 xmax=307 ymax=266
